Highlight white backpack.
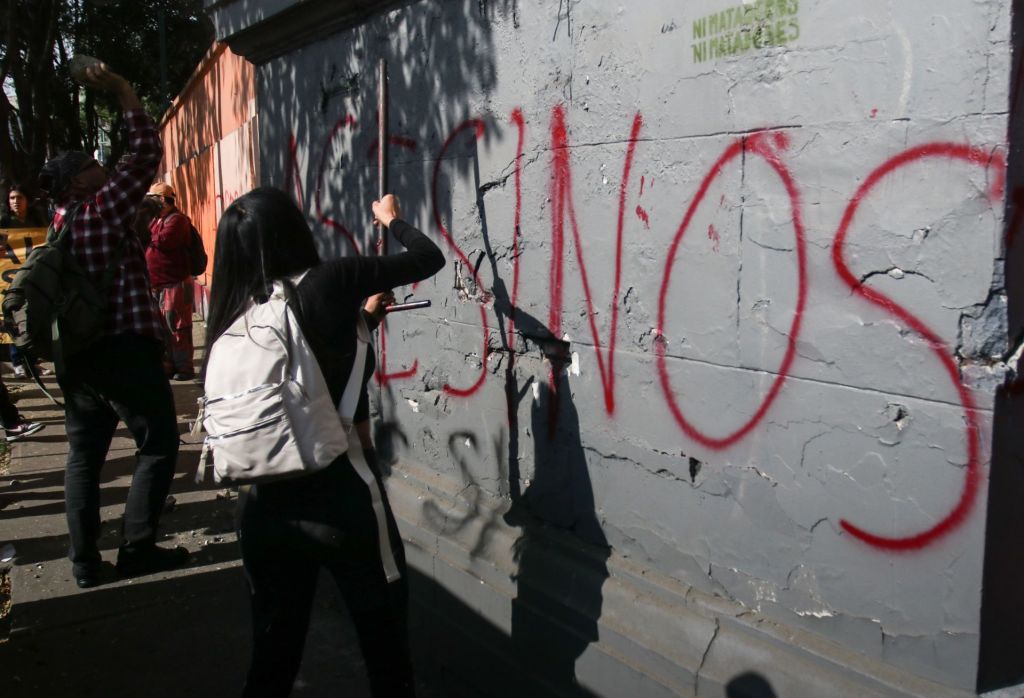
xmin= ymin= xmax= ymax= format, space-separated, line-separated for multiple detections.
xmin=197 ymin=275 xmax=348 ymax=483
xmin=195 ymin=274 xmax=401 ymax=582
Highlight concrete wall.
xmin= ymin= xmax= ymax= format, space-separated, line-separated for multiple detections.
xmin=209 ymin=0 xmax=1019 ymax=694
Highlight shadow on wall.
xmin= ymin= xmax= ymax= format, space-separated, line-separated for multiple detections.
xmin=257 ymin=0 xmax=510 ymax=261
xmin=504 ymin=342 xmax=610 ymax=694
xmin=484 ymin=121 xmax=611 ymax=689
xmin=375 ymin=329 xmax=611 ymax=694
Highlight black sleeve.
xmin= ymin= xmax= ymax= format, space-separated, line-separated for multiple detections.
xmin=315 ymin=218 xmax=445 ymax=297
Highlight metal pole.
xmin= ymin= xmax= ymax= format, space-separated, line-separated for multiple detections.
xmin=377 ymin=59 xmax=388 ymax=200
xmin=375 ymin=59 xmax=390 ymax=390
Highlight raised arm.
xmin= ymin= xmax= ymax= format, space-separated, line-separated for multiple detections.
xmin=318 ymin=195 xmax=446 ymax=296
xmin=81 ymin=64 xmax=162 ymax=231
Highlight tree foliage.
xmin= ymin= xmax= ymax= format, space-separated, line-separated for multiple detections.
xmin=0 ymin=0 xmax=213 ymax=189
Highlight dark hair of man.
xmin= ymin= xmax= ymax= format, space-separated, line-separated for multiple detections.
xmin=204 ymin=186 xmax=321 ymax=374
xmin=38 ymin=151 xmax=93 ymax=200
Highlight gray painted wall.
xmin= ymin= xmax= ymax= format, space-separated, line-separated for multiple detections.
xmin=211 ymin=0 xmax=1017 ymax=693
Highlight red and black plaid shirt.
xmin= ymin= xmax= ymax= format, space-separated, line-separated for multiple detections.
xmin=53 ymin=109 xmax=164 ymax=342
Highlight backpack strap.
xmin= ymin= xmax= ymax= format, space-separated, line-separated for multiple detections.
xmin=46 ymin=202 xmax=84 ymax=246
xmin=346 ymin=428 xmax=401 ymax=582
xmin=335 ymin=311 xmax=400 ymax=582
xmin=42 ymin=204 xmax=83 ymax=381
xmin=46 ymin=201 xmax=130 ymax=378
xmin=338 ymin=312 xmax=371 ymax=423
xmin=275 ymin=273 xmax=400 ymax=583
xmin=49 ymin=316 xmax=69 ymax=393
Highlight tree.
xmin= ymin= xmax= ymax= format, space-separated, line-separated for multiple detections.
xmin=0 ymin=0 xmax=213 ymax=191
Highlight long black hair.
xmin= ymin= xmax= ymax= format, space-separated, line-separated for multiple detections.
xmin=204 ymin=186 xmax=321 ymax=374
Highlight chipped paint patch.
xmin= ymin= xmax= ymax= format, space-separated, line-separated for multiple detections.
xmin=796 ymin=608 xmax=837 ymax=618
xmin=568 ymin=351 xmax=581 ymax=376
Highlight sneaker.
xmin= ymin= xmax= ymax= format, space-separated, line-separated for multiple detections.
xmin=12 ymin=365 xmax=26 ymax=379
xmin=172 ymin=372 xmax=195 ymax=381
xmin=35 ymin=364 xmax=52 ymax=376
xmin=5 ymin=420 xmax=44 ymax=442
xmin=116 ymin=544 xmax=189 ymax=578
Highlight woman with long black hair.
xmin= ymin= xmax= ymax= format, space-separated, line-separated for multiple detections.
xmin=204 ymin=186 xmax=445 ymax=697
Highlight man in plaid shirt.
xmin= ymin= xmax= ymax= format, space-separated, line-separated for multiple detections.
xmin=39 ymin=63 xmax=187 ymax=589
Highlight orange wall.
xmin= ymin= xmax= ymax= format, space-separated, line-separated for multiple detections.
xmin=156 ymin=42 xmax=257 ymax=313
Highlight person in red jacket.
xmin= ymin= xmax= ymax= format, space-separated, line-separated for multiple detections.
xmin=145 ymin=182 xmax=194 ymax=380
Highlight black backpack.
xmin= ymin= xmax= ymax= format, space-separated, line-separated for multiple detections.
xmin=187 ymin=222 xmax=208 ymax=276
xmin=1 ymin=203 xmax=124 ymax=369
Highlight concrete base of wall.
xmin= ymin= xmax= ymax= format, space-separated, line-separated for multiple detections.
xmin=386 ymin=462 xmax=977 ymax=698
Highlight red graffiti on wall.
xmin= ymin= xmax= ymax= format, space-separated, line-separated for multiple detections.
xmin=548 ymin=105 xmax=643 ymax=415
xmin=831 ymin=143 xmax=1004 ymax=551
xmin=656 ymin=132 xmax=809 ymax=450
xmin=285 ymin=133 xmax=304 ymax=203
xmin=214 ymin=189 xmax=244 ymax=208
xmin=314 ymin=114 xmax=362 ymax=255
xmin=431 ymin=118 xmax=491 ymax=397
xmin=423 ymin=110 xmax=1005 ymax=551
xmin=286 ymin=101 xmax=1008 ymax=553
xmin=376 ymin=324 xmax=419 ymax=384
xmin=286 ymin=114 xmax=422 ymax=383
xmin=366 ymin=134 xmax=419 ymax=160
xmin=635 ymin=205 xmax=650 ymax=229
xmin=707 ymin=223 xmax=720 ymax=252
xmin=636 ymin=171 xmax=651 ymax=227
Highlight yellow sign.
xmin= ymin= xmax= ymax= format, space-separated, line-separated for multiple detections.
xmin=0 ymin=227 xmax=47 ymax=344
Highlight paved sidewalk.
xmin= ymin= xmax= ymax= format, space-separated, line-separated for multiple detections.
xmin=0 ymin=351 xmax=377 ymax=697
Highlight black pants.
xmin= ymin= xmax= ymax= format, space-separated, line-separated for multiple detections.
xmin=58 ymin=333 xmax=180 ymax=575
xmin=238 ymin=451 xmax=413 ymax=697
xmin=0 ymin=376 xmax=20 ymax=428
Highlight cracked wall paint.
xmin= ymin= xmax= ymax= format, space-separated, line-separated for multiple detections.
xmin=248 ymin=0 xmax=1013 ymax=689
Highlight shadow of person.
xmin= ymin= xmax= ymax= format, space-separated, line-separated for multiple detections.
xmin=504 ymin=341 xmax=610 ymax=695
xmin=726 ymin=672 xmax=778 ymax=698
